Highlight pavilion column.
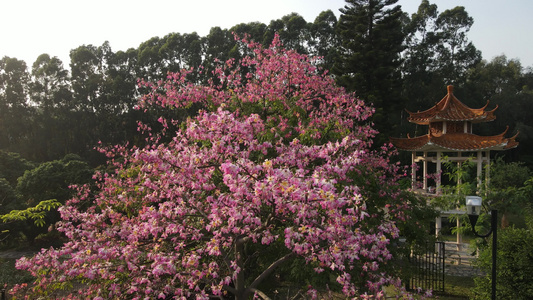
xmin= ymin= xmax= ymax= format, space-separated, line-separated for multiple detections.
xmin=456 ymin=155 xmax=464 ymax=251
xmin=435 ymin=215 xmax=443 ymax=256
xmin=477 ymin=150 xmax=483 ymax=190
xmin=435 ymin=215 xmax=442 ymax=237
xmin=436 ymin=151 xmax=442 ymax=194
xmin=485 ymin=150 xmax=491 ymax=192
xmin=423 ymin=152 xmax=428 ymax=191
xmin=411 ymin=151 xmax=416 ymax=190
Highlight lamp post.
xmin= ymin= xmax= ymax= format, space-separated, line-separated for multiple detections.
xmin=466 ymin=196 xmax=497 ymax=300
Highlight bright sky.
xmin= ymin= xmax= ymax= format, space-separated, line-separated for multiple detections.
xmin=1 ymin=0 xmax=532 ymax=69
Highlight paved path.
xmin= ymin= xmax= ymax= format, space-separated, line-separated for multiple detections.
xmin=0 ymin=250 xmax=37 ymax=259
xmin=444 ymin=242 xmax=484 ymax=277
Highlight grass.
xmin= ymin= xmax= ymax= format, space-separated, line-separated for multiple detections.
xmin=383 ymin=275 xmax=476 ymax=299
xmin=433 ymin=275 xmax=476 ymax=299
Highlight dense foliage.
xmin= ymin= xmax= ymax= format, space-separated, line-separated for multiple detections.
xmin=473 ymin=217 xmax=533 ymax=299
xmin=335 ymin=0 xmax=405 ymax=142
xmin=9 ymin=35 xmax=433 ymax=299
xmin=0 ymin=153 xmax=92 ymax=247
xmin=0 ymin=0 xmax=531 ymax=167
xmin=425 ymin=157 xmax=533 ymax=298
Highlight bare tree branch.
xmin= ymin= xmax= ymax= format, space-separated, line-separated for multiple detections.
xmin=244 ymin=252 xmax=294 ymax=298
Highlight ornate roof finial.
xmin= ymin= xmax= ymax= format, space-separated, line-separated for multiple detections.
xmin=447 ymin=85 xmax=454 ymax=94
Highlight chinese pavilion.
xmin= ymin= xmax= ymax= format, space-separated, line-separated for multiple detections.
xmin=390 ymin=85 xmax=519 ymax=194
xmin=390 ymin=85 xmax=519 ymax=244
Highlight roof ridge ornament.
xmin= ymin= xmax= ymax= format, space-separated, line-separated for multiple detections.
xmin=447 ymin=85 xmax=454 ymax=94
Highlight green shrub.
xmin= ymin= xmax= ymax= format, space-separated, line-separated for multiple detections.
xmin=0 ymin=258 xmax=34 ymax=288
xmin=473 ymin=224 xmax=533 ymax=299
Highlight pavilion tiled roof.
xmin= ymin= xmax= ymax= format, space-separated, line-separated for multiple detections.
xmin=390 ymin=128 xmax=519 ymax=152
xmin=407 ymin=85 xmax=497 ymax=125
xmin=390 ymin=85 xmax=519 ymax=152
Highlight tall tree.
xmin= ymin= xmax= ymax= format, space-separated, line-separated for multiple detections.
xmin=335 ymin=0 xmax=406 ymax=142
xmin=30 ymin=54 xmax=74 ymax=160
xmin=230 ymin=22 xmax=268 ymax=45
xmin=204 ymin=27 xmax=233 ymax=64
xmin=105 ymin=48 xmax=141 ymax=146
xmin=435 ymin=6 xmax=481 ymax=84
xmin=401 ymin=0 xmax=440 ymax=109
xmin=465 ymin=55 xmax=529 ymax=163
xmin=136 ymin=36 xmax=166 ymax=82
xmin=70 ymin=42 xmax=133 ymax=165
xmin=69 ymin=43 xmax=105 ymax=161
xmin=265 ymin=13 xmax=310 ymax=54
xmin=0 ymin=57 xmax=32 ymax=155
xmin=402 ymin=1 xmax=481 ymax=112
xmin=308 ymin=10 xmax=340 ymax=71
xmin=30 ymin=54 xmax=72 ymax=111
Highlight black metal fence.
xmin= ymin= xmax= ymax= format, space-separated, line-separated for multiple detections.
xmin=407 ymin=241 xmax=445 ymax=293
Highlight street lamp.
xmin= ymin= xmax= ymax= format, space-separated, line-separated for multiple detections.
xmin=465 ymin=196 xmax=497 ymax=300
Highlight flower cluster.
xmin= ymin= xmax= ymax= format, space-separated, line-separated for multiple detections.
xmin=13 ymin=34 xmax=411 ymax=299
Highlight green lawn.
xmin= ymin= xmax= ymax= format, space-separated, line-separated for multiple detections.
xmin=433 ymin=275 xmax=476 ymax=299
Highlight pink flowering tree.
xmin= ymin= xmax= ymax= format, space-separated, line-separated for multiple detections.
xmin=13 ymin=35 xmax=429 ymax=299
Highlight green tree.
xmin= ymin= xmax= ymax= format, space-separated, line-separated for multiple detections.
xmin=137 ymin=32 xmax=204 ymax=83
xmin=203 ymin=27 xmax=236 ymax=85
xmin=464 ymin=55 xmax=529 ymax=163
xmin=402 ymin=1 xmax=481 ymax=113
xmin=0 ymin=178 xmax=19 ymax=214
xmin=29 ymin=54 xmax=75 ymax=161
xmin=308 ymin=10 xmax=340 ymax=71
xmin=13 ymin=154 xmax=92 ymax=243
xmin=0 ymin=150 xmax=35 ymax=187
xmin=0 ymin=57 xmax=33 ymax=155
xmin=334 ymin=0 xmax=406 ymax=142
xmin=16 ymin=154 xmax=92 ymax=207
xmin=136 ymin=36 xmax=165 ymax=82
xmin=30 ymin=54 xmax=72 ymax=111
xmin=435 ymin=6 xmax=481 ymax=85
xmin=69 ymin=42 xmax=141 ymax=164
xmin=401 ymin=0 xmax=440 ymax=109
xmin=68 ymin=44 xmax=105 ymax=160
xmin=204 ymin=27 xmax=233 ymax=63
xmin=486 ymin=159 xmax=531 ymax=228
xmin=280 ymin=13 xmax=310 ymax=53
xmin=230 ymin=22 xmax=268 ymax=45
xmin=93 ymin=46 xmax=142 ymax=151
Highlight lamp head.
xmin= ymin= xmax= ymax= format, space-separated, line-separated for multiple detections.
xmin=466 ymin=196 xmax=482 ymax=216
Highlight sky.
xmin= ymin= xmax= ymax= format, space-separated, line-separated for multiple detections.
xmin=1 ymin=0 xmax=532 ymax=69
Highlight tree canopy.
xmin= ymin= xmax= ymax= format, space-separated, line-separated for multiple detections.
xmin=11 ymin=34 xmax=431 ymax=300
xmin=1 ymin=1 xmax=531 ymax=165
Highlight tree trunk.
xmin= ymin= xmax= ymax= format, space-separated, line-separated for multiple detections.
xmin=234 ymin=237 xmax=246 ymax=300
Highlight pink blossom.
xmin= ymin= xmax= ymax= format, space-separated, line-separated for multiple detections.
xmin=12 ymin=33 xmax=415 ymax=300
